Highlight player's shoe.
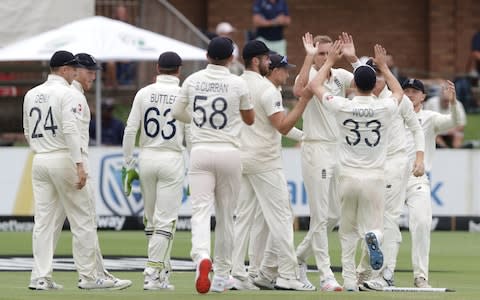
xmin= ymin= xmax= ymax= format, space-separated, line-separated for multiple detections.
xmin=343 ymin=278 xmax=359 ymax=292
xmin=210 ymin=275 xmax=235 ymax=292
xmin=274 ymin=277 xmax=316 ymax=291
xmin=298 ymin=262 xmax=314 ymax=287
xmin=104 ymin=272 xmax=132 ymax=290
xmin=365 ymin=231 xmax=383 ymax=270
xmin=143 ymin=269 xmax=174 ymax=291
xmin=78 ymin=277 xmax=115 ymax=289
xmin=320 ymin=277 xmax=343 ymax=291
xmin=414 ymin=277 xmax=431 ymax=288
xmin=195 ymin=258 xmax=212 ymax=294
xmin=231 ymin=276 xmax=260 ymax=290
xmin=35 ymin=278 xmax=63 ymax=290
xmin=361 ymin=268 xmax=394 ymax=291
xmin=357 ymin=269 xmax=372 ymax=287
xmin=253 ymin=271 xmax=275 ymax=290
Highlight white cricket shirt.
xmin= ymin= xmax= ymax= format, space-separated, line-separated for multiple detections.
xmin=322 ymin=93 xmax=397 ymax=174
xmin=376 ymin=86 xmax=424 ymax=156
xmin=23 ymin=74 xmax=81 ymax=162
xmin=240 ymin=71 xmax=284 ymax=173
xmin=300 ymin=67 xmax=353 ymax=142
xmin=71 ymin=80 xmax=91 ymax=155
xmin=123 ymin=75 xmax=186 ymax=160
xmin=405 ymin=105 xmax=462 ymax=172
xmin=178 ymin=64 xmax=252 ymax=147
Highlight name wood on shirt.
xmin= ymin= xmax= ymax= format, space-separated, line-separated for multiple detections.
xmin=150 ymin=93 xmax=177 ymax=104
xmin=352 ymin=108 xmax=374 ymax=117
xmin=194 ymin=81 xmax=228 ymax=93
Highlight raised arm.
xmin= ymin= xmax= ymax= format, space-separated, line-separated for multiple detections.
xmin=340 ymin=32 xmax=360 ymax=65
xmin=308 ymin=40 xmax=343 ymax=100
xmin=293 ymin=32 xmax=318 ymax=97
xmin=374 ymin=44 xmax=403 ymax=103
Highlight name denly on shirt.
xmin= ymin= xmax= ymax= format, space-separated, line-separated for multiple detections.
xmin=352 ymin=108 xmax=374 ymax=118
xmin=194 ymin=81 xmax=228 ymax=93
xmin=34 ymin=94 xmax=50 ymax=103
xmin=150 ymin=93 xmax=177 ymax=104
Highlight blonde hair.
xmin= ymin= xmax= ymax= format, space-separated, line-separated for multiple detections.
xmin=313 ymin=35 xmax=332 ymax=45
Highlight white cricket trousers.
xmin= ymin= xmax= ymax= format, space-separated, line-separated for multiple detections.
xmin=296 ymin=141 xmax=339 ymax=280
xmin=357 ymin=152 xmax=410 ymax=275
xmin=30 ymin=154 xmax=110 ymax=282
xmin=338 ymin=171 xmax=385 ymax=283
xmin=189 ymin=145 xmax=241 ymax=277
xmin=231 ymin=175 xmax=269 ymax=279
xmin=405 ymin=174 xmax=432 ymax=280
xmin=140 ymin=149 xmax=184 ymax=270
xmin=31 ymin=152 xmax=98 ymax=281
xmin=242 ymin=170 xmax=298 ymax=280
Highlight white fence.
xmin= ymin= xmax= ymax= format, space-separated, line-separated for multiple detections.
xmin=1 ymin=147 xmax=479 ymax=217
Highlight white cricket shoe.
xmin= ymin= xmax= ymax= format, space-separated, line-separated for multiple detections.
xmin=414 ymin=277 xmax=431 ymax=288
xmin=105 ymin=273 xmax=132 ymax=290
xmin=357 ymin=269 xmax=372 ymax=286
xmin=362 ymin=277 xmax=389 ymax=291
xmin=143 ymin=269 xmax=174 ymax=291
xmin=253 ymin=271 xmax=275 ymax=290
xmin=78 ymin=277 xmax=115 ymax=289
xmin=35 ymin=278 xmax=63 ymax=291
xmin=210 ymin=275 xmax=235 ymax=292
xmin=343 ymin=278 xmax=359 ymax=292
xmin=274 ymin=277 xmax=316 ymax=291
xmin=231 ymin=276 xmax=260 ymax=290
xmin=320 ymin=277 xmax=343 ymax=291
xmin=298 ymin=262 xmax=314 ymax=287
xmin=195 ymin=258 xmax=212 ymax=294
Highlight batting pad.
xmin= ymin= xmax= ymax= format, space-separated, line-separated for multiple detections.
xmin=383 ymin=287 xmax=455 ymax=292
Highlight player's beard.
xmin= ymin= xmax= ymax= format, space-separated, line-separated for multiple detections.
xmin=259 ymin=63 xmax=269 ymax=76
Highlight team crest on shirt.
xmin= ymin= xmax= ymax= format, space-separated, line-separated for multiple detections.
xmin=275 ymin=101 xmax=281 ymax=108
xmin=326 ymin=95 xmax=334 ymax=101
xmin=99 ymin=153 xmax=143 ymax=216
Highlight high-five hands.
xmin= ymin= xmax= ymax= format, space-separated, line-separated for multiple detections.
xmin=302 ymin=32 xmax=318 ymax=56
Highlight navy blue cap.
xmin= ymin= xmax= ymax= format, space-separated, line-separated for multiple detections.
xmin=50 ymin=50 xmax=80 ymax=68
xmin=75 ymin=53 xmax=101 ymax=70
xmin=269 ymin=53 xmax=296 ymax=69
xmin=242 ymin=40 xmax=270 ymax=60
xmin=402 ymin=78 xmax=425 ymax=93
xmin=354 ymin=65 xmax=377 ymax=91
xmin=207 ymin=37 xmax=234 ymax=60
xmin=158 ymin=51 xmax=182 ymax=69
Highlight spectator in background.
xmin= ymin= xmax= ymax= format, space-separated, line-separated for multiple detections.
xmin=252 ymin=0 xmax=290 ymax=56
xmin=89 ymin=99 xmax=125 ymax=145
xmin=424 ymin=85 xmax=467 ymax=148
xmin=216 ymin=21 xmax=244 ymax=75
xmin=104 ymin=4 xmax=137 ymax=87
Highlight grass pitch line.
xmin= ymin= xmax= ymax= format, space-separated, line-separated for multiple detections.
xmin=383 ymin=287 xmax=456 ymax=292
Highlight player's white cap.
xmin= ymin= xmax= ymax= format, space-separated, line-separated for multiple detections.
xmin=216 ymin=22 xmax=235 ymax=34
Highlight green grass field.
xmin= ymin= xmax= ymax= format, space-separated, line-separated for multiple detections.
xmin=0 ymin=230 xmax=479 ymax=299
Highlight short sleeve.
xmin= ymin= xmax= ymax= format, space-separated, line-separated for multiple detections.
xmin=261 ymin=88 xmax=284 ymax=117
xmin=238 ymin=79 xmax=253 ymax=110
xmin=280 ymin=0 xmax=289 ymax=15
xmin=252 ymin=0 xmax=262 ymax=14
xmin=178 ymin=77 xmax=190 ymax=104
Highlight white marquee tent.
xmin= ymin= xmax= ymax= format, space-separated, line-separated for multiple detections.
xmin=0 ymin=16 xmax=207 ymax=144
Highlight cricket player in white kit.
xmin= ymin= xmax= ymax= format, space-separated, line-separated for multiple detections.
xmin=123 ymin=51 xmax=187 ymax=290
xmin=172 ymin=37 xmax=255 ymax=294
xmin=309 ymin=42 xmax=404 ymax=292
xmin=24 ymin=51 xmax=114 ymax=290
xmin=236 ymin=48 xmax=315 ymax=291
xmin=28 ymin=53 xmax=132 ymax=290
xmin=402 ymin=78 xmax=462 ymax=288
xmin=356 ymin=62 xmax=425 ymax=291
xmin=293 ymin=32 xmax=354 ymax=291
